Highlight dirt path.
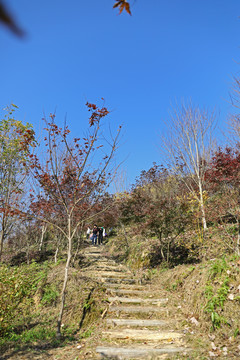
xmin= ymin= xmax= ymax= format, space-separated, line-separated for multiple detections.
xmin=82 ymin=246 xmax=191 ymax=359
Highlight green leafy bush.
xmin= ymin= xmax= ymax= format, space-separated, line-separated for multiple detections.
xmin=41 ymin=284 xmax=59 ymax=305
xmin=0 ymin=262 xmax=48 ymax=335
xmin=204 ymin=258 xmax=231 ymax=330
xmin=7 ymin=326 xmax=55 ymax=343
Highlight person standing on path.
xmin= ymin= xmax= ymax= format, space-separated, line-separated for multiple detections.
xmin=92 ymin=225 xmax=99 ymax=246
xmin=98 ymin=226 xmax=104 ymax=245
xmin=86 ymin=226 xmax=91 ymax=240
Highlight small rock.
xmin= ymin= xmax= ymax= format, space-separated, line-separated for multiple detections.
xmin=209 ymin=334 xmax=216 ymax=340
xmin=211 ymin=342 xmax=217 ymax=350
xmin=228 ymin=294 xmax=234 ymax=300
xmin=189 ymin=316 xmax=199 ymax=326
xmin=222 ymin=346 xmax=228 ymax=355
xmin=209 ymin=351 xmax=217 ymax=357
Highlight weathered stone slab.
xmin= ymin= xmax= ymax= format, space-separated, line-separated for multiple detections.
xmin=84 ymin=249 xmax=102 ymax=254
xmin=109 ymin=306 xmax=168 ymax=313
xmin=92 ymin=267 xmax=128 ymax=273
xmin=85 ymin=253 xmax=106 ymax=257
xmin=107 ymin=319 xmax=168 ymax=327
xmin=83 ymin=271 xmax=131 ymax=278
xmin=93 ymin=259 xmax=116 ymax=264
xmin=108 ymin=296 xmax=168 ymax=304
xmin=103 ymin=278 xmax=138 ymax=284
xmin=106 ymin=283 xmax=148 ymax=290
xmin=96 ymin=346 xmax=188 ymax=359
xmin=102 ymin=328 xmax=182 ymax=341
xmin=107 ymin=288 xmax=155 ymax=296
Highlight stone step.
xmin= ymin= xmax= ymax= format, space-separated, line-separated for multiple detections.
xmin=108 ymin=297 xmax=168 ymax=305
xmin=96 ymin=346 xmax=189 ymax=359
xmin=84 ymin=250 xmax=103 ymax=254
xmin=100 ymin=278 xmax=136 ymax=285
xmin=83 ymin=271 xmax=131 ymax=278
xmin=95 ymin=262 xmax=124 ymax=266
xmin=103 ymin=278 xmax=147 ymax=285
xmin=102 ymin=328 xmax=183 ymax=341
xmin=107 ymin=319 xmax=168 ymax=327
xmin=84 ymin=253 xmax=106 ymax=258
xmin=84 ymin=248 xmax=102 ymax=254
xmin=106 ymin=283 xmax=148 ymax=291
xmin=109 ymin=305 xmax=168 ymax=314
xmin=93 ymin=259 xmax=116 ymax=264
xmin=91 ymin=266 xmax=128 ymax=273
xmin=107 ymin=288 xmax=156 ymax=296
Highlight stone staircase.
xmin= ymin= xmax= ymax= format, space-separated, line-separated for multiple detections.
xmin=83 ymin=246 xmax=191 ymax=359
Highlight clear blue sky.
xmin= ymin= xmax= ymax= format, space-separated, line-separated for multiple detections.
xmin=1 ymin=0 xmax=240 ymax=188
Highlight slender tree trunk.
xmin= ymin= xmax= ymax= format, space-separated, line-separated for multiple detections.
xmin=199 ymin=181 xmax=207 ymax=230
xmin=0 ymin=229 xmax=4 ymax=262
xmin=57 ymin=217 xmax=72 ymax=337
xmin=120 ymin=221 xmax=129 ymax=247
xmin=72 ymin=232 xmax=82 ymax=266
xmin=160 ymin=246 xmax=165 ymax=261
xmin=158 ymin=232 xmax=165 ymax=261
xmin=166 ymin=239 xmax=170 ymax=263
xmin=54 ymin=246 xmax=59 ymax=263
xmin=237 ymin=219 xmax=240 ymax=256
xmin=200 ymin=200 xmax=207 ymax=230
xmin=54 ymin=235 xmax=62 ymax=263
xmin=39 ymin=225 xmax=47 ymax=251
xmin=26 ymin=236 xmax=30 ymax=265
xmin=0 ymin=215 xmax=7 ymax=261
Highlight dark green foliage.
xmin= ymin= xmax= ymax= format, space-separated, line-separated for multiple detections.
xmin=41 ymin=284 xmax=59 ymax=305
xmin=9 ymin=249 xmax=55 ymax=266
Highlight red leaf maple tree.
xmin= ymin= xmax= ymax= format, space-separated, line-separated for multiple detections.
xmin=29 ymin=101 xmax=121 ymax=336
xmin=205 ymin=146 xmax=240 ymax=254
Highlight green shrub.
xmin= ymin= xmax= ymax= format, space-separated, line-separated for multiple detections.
xmin=0 ymin=262 xmax=48 ymax=336
xmin=8 ymin=326 xmax=56 ymax=343
xmin=209 ymin=257 xmax=229 ymax=279
xmin=41 ymin=284 xmax=59 ymax=305
xmin=204 ymin=258 xmax=231 ymax=330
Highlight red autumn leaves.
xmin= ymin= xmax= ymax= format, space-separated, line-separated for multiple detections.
xmin=113 ymin=1 xmax=132 ymax=15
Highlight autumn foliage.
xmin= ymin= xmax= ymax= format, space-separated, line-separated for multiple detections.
xmin=113 ymin=0 xmax=131 ymax=15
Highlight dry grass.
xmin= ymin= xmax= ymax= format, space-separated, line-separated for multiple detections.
xmin=149 ymin=258 xmax=240 ymax=359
